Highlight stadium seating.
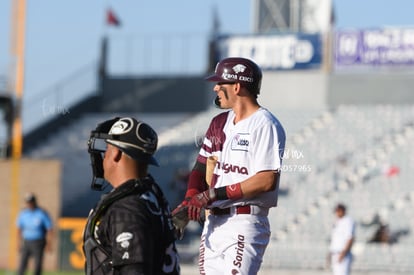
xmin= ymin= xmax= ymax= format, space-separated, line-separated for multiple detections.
xmin=26 ymin=105 xmax=414 ymax=272
xmin=263 ymin=105 xmax=414 ymax=271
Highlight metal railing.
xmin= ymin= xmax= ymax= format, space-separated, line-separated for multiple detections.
xmin=22 ymin=61 xmax=98 ymax=133
xmin=21 ymin=32 xmax=212 ymax=133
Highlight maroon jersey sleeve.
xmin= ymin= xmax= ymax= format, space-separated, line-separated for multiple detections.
xmin=187 ymin=111 xmax=229 ymax=196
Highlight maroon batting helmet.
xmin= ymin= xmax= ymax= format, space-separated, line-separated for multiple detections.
xmin=205 ymin=57 xmax=262 ymax=95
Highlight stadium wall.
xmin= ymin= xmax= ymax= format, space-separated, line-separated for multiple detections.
xmin=328 ymin=72 xmax=414 ymax=106
xmin=261 ymin=71 xmax=329 ymax=109
xmin=0 ymin=159 xmax=61 ymax=271
xmin=101 ymin=76 xmax=211 ymax=113
xmin=258 ymin=71 xmax=414 ymax=111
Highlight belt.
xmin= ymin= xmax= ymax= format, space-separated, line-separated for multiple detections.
xmin=210 ymin=205 xmax=251 ymax=215
xmin=209 ymin=205 xmax=269 ymax=216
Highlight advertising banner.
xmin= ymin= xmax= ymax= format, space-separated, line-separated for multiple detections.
xmin=335 ymin=28 xmax=414 ymax=66
xmin=218 ymin=34 xmax=322 ymax=70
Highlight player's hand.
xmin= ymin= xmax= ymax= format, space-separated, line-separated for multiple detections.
xmin=172 ymin=198 xmax=191 ymax=240
xmin=45 ymin=242 xmax=52 ymax=253
xmin=338 ymin=251 xmax=346 ymax=262
xmin=187 ymin=189 xmax=215 ymax=220
xmin=172 ymin=198 xmax=190 ymax=216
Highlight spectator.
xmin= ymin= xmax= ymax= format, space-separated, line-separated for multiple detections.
xmin=369 ymin=223 xmax=391 ymax=244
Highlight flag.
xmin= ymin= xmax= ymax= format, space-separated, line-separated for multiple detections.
xmin=107 ymin=8 xmax=121 ymax=27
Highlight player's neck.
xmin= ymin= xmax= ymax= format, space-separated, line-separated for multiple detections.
xmin=232 ymin=102 xmax=260 ymax=124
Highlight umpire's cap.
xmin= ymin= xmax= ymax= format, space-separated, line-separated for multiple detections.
xmin=205 ymin=57 xmax=263 ymax=95
xmin=105 ymin=117 xmax=159 ymax=166
xmin=25 ymin=193 xmax=36 ymax=203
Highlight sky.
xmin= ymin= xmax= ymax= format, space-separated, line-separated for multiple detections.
xmin=1 ymin=0 xmax=414 ymax=106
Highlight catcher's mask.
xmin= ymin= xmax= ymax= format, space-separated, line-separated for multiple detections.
xmin=87 ymin=117 xmax=159 ymax=191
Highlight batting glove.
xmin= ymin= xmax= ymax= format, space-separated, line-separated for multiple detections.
xmin=187 ymin=189 xmax=216 ymax=221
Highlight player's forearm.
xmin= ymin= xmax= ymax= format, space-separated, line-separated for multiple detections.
xmin=214 ymin=170 xmax=279 ymax=200
xmin=46 ymin=229 xmax=54 ymax=249
xmin=240 ymin=170 xmax=279 ymax=198
xmin=185 ymin=164 xmax=207 ymax=197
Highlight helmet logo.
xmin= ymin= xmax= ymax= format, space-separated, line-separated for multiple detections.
xmin=206 ymin=58 xmax=262 ymax=95
xmin=109 ymin=118 xmax=133 ymax=135
xmin=232 ymin=64 xmax=246 ymax=74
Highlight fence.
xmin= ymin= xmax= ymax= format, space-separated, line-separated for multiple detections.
xmin=22 ymin=61 xmax=98 ymax=133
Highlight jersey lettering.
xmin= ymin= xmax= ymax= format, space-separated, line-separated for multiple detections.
xmin=231 ymin=133 xmax=250 ymax=152
xmin=237 ymin=139 xmax=249 ymax=146
xmin=162 ymin=243 xmax=179 ymax=274
xmin=232 ymin=234 xmax=245 ymax=269
xmin=217 ymin=161 xmax=248 ymax=175
xmin=199 ymin=235 xmax=206 ymax=274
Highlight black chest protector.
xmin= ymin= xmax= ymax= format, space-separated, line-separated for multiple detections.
xmin=82 ymin=176 xmax=175 ymax=275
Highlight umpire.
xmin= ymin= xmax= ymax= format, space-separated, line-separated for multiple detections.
xmin=16 ymin=193 xmax=53 ymax=275
xmin=83 ymin=117 xmax=180 ymax=275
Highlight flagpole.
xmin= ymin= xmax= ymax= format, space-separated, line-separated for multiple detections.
xmin=99 ymin=6 xmax=121 ymax=93
xmin=99 ymin=5 xmax=109 ymax=95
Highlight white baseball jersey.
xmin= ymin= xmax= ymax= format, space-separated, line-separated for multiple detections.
xmin=196 ymin=107 xmax=285 ymax=274
xmin=198 ymin=107 xmax=286 ymax=209
xmin=330 ymin=215 xmax=356 ymax=253
xmin=330 ymin=215 xmax=355 ymax=275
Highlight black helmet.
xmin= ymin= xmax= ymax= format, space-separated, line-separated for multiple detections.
xmin=87 ymin=117 xmax=158 ymax=190
xmin=205 ymin=57 xmax=262 ymax=95
xmin=106 ymin=117 xmax=158 ymax=165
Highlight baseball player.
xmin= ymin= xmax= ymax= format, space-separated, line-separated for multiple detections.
xmin=83 ymin=117 xmax=180 ymax=275
xmin=328 ymin=203 xmax=356 ymax=275
xmin=173 ymin=57 xmax=286 ymax=274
